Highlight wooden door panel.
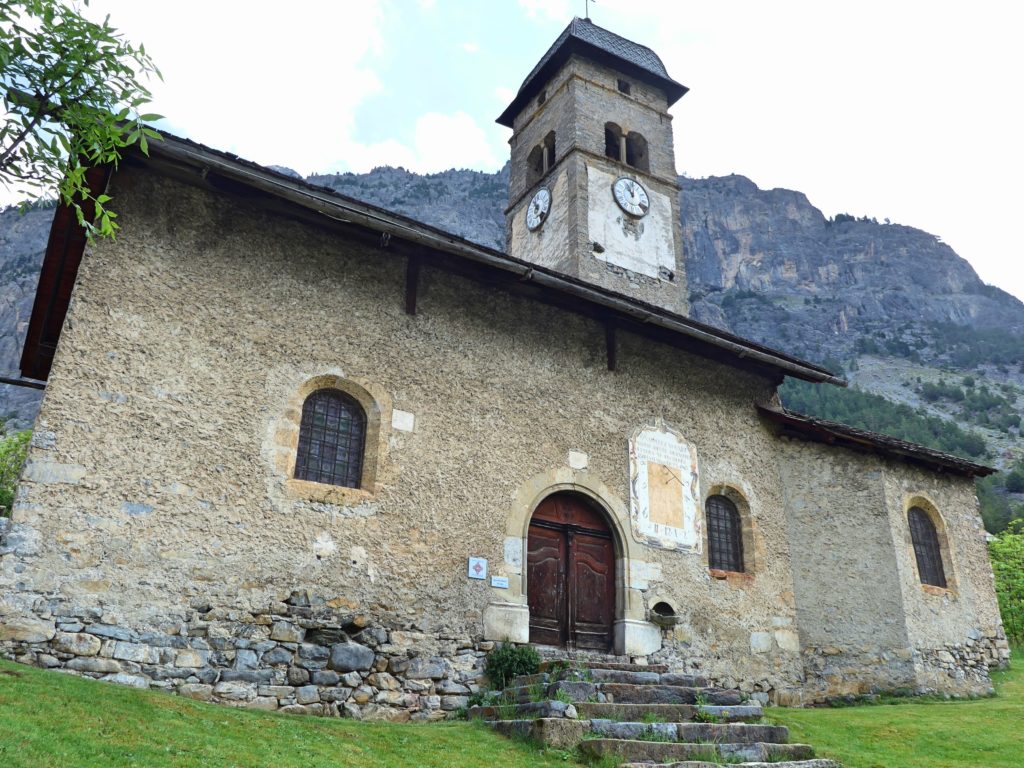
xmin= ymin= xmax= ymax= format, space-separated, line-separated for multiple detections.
xmin=570 ymin=531 xmax=615 ymax=650
xmin=527 ymin=524 xmax=566 ymax=646
xmin=528 ymin=494 xmax=615 ymax=652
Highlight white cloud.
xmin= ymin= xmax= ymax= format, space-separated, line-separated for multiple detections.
xmin=462 ymin=41 xmax=480 ymax=53
xmin=337 ymin=111 xmax=501 ymax=174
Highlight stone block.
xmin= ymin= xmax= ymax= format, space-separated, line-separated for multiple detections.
xmin=328 ymin=641 xmax=374 ymax=672
xmin=320 ymin=687 xmax=354 ymax=703
xmin=341 ymin=671 xmax=363 ymax=687
xmin=270 ymin=621 xmax=303 ymax=643
xmin=22 ymin=461 xmax=86 ymax=485
xmin=234 ymin=649 xmax=258 ymax=669
xmin=66 ymin=656 xmax=122 ymax=674
xmin=0 ymin=617 xmax=56 ymax=643
xmin=214 ymin=681 xmax=256 ymax=701
xmin=774 ymin=629 xmax=801 ymax=653
xmin=52 ymin=631 xmax=102 ymax=656
xmin=295 ymin=685 xmax=321 ymax=704
xmin=112 ymin=642 xmax=160 ymax=664
xmin=440 ymin=695 xmax=469 ymax=711
xmin=175 ymin=649 xmax=208 ymax=668
xmin=178 ymin=683 xmax=214 ymax=701
xmin=101 ymin=672 xmax=150 ymax=689
xmin=312 ymin=670 xmax=340 ymax=686
xmin=87 ymin=624 xmax=135 ymax=642
xmin=366 ymin=672 xmax=401 ymax=691
xmin=287 ymin=667 xmax=310 ymax=685
xmin=247 ymin=696 xmax=280 ymax=711
xmin=262 ymin=646 xmax=293 ymax=665
xmin=750 ymin=631 xmax=773 ymax=653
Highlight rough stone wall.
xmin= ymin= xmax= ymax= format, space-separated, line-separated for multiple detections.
xmin=880 ymin=465 xmax=1009 ymax=692
xmin=778 ymin=437 xmax=1007 ymax=701
xmin=2 ymin=168 xmax=804 ymax=711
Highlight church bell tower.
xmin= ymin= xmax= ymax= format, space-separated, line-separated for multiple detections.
xmin=497 ymin=17 xmax=690 ymax=314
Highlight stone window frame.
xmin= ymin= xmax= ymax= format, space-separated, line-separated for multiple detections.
xmin=703 ymin=484 xmax=756 ymax=582
xmin=273 ymin=374 xmax=391 ymax=506
xmin=904 ymin=495 xmax=957 ymax=596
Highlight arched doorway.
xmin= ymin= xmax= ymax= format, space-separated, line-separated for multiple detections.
xmin=527 ymin=492 xmax=616 ymax=651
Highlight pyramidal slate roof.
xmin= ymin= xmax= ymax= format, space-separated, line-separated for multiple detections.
xmin=497 ymin=17 xmax=688 ymax=126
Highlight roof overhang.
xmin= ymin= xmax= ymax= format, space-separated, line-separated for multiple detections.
xmin=758 ymin=405 xmax=995 ymax=478
xmin=20 ymin=132 xmax=843 ymax=390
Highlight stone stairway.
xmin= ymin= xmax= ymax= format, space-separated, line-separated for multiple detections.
xmin=469 ymin=659 xmax=841 ymax=768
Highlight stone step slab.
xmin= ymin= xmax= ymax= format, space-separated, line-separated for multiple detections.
xmin=505 ymin=680 xmax=598 ymax=703
xmin=538 ymin=660 xmax=669 ymax=674
xmin=589 ymin=720 xmax=789 ymax=744
xmin=617 ymin=761 xmax=841 ymax=768
xmin=513 ymin=669 xmax=709 ymax=688
xmin=576 ymin=702 xmax=764 ymax=723
xmin=601 ymin=684 xmax=744 ymax=705
xmin=466 ymin=699 xmax=577 ymax=720
xmin=579 ymin=739 xmax=815 ymax=764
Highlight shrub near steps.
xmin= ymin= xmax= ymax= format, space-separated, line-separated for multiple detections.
xmin=471 ymin=659 xmax=841 ymax=768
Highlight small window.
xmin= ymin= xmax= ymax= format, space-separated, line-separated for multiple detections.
xmin=908 ymin=507 xmax=947 ymax=588
xmin=294 ymin=388 xmax=366 ymax=488
xmin=617 ymin=79 xmax=631 ymax=95
xmin=625 ymin=132 xmax=649 ymax=172
xmin=527 ymin=144 xmax=544 ymax=185
xmin=604 ymin=122 xmax=623 ymax=162
xmin=543 ymin=130 xmax=556 ymax=170
xmin=537 ymin=90 xmax=547 ymax=106
xmin=706 ymin=495 xmax=744 ymax=572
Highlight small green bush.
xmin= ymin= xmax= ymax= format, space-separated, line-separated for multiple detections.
xmin=485 ymin=643 xmax=540 ymax=689
xmin=0 ymin=430 xmax=31 ymax=517
xmin=990 ymin=525 xmax=1024 ymax=646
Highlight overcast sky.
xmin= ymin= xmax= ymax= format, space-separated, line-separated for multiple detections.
xmin=7 ymin=1 xmax=1024 ymax=301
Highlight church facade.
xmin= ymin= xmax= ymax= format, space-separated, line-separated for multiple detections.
xmin=0 ymin=19 xmax=1008 ymax=717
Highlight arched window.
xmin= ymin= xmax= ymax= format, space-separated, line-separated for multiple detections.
xmin=625 ymin=132 xmax=649 ymax=172
xmin=704 ymin=495 xmax=745 ymax=573
xmin=706 ymin=495 xmax=744 ymax=572
xmin=908 ymin=506 xmax=947 ymax=587
xmin=604 ymin=122 xmax=623 ymax=162
xmin=294 ymin=388 xmax=366 ymax=488
xmin=543 ymin=130 xmax=556 ymax=170
xmin=527 ymin=144 xmax=544 ymax=185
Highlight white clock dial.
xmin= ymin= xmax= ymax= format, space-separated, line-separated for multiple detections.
xmin=526 ymin=187 xmax=551 ymax=231
xmin=612 ymin=177 xmax=650 ymax=218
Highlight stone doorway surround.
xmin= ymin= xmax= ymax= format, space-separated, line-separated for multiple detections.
xmin=483 ymin=466 xmax=662 ymax=656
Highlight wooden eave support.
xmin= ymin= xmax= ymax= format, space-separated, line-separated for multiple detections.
xmin=605 ymin=321 xmax=617 ymax=371
xmin=405 ymin=252 xmax=421 ymax=315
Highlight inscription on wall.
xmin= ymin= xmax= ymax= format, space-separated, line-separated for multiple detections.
xmin=629 ymin=422 xmax=701 ymax=552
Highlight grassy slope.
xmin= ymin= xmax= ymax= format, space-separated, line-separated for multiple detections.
xmin=0 ymin=659 xmax=577 ymax=768
xmin=768 ymin=652 xmax=1023 ymax=768
xmin=3 ymin=655 xmax=1023 ymax=767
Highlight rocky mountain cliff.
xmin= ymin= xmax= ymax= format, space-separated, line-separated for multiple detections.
xmin=3 ymin=169 xmax=1023 ymax=441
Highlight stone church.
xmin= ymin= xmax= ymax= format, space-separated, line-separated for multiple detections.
xmin=0 ymin=18 xmax=1008 ymax=716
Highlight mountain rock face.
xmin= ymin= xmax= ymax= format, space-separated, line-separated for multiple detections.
xmin=0 ymin=205 xmax=52 ymax=428
xmin=3 ymin=168 xmax=1022 ymax=429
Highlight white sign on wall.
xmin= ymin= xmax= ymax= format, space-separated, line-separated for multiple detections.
xmin=628 ymin=421 xmax=701 ymax=552
xmin=467 ymin=557 xmax=488 ymax=580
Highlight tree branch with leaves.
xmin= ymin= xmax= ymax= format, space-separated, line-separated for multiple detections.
xmin=0 ymin=0 xmax=161 ymax=237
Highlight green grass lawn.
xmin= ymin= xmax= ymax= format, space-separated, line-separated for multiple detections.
xmin=0 ymin=658 xmax=577 ymax=768
xmin=768 ymin=652 xmax=1024 ymax=768
xmin=2 ymin=654 xmax=1022 ymax=767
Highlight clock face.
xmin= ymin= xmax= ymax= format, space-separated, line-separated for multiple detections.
xmin=526 ymin=187 xmax=551 ymax=231
xmin=612 ymin=177 xmax=650 ymax=218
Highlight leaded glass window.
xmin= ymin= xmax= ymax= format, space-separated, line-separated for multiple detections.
xmin=707 ymin=495 xmax=744 ymax=572
xmin=294 ymin=389 xmax=366 ymax=488
xmin=908 ymin=507 xmax=946 ymax=588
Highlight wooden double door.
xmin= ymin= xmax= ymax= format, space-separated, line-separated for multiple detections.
xmin=527 ymin=493 xmax=616 ymax=651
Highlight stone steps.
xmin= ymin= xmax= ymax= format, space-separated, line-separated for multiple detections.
xmin=618 ymin=761 xmax=841 ymax=768
xmin=589 ymin=720 xmax=790 ymax=744
xmin=578 ymin=738 xmax=816 ymax=764
xmin=577 ymin=702 xmax=764 ymax=723
xmin=513 ymin=669 xmax=707 ymax=687
xmin=538 ymin=660 xmax=669 ymax=674
xmin=601 ymin=683 xmax=743 ymax=706
xmin=482 ymin=658 xmax=842 ymax=767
